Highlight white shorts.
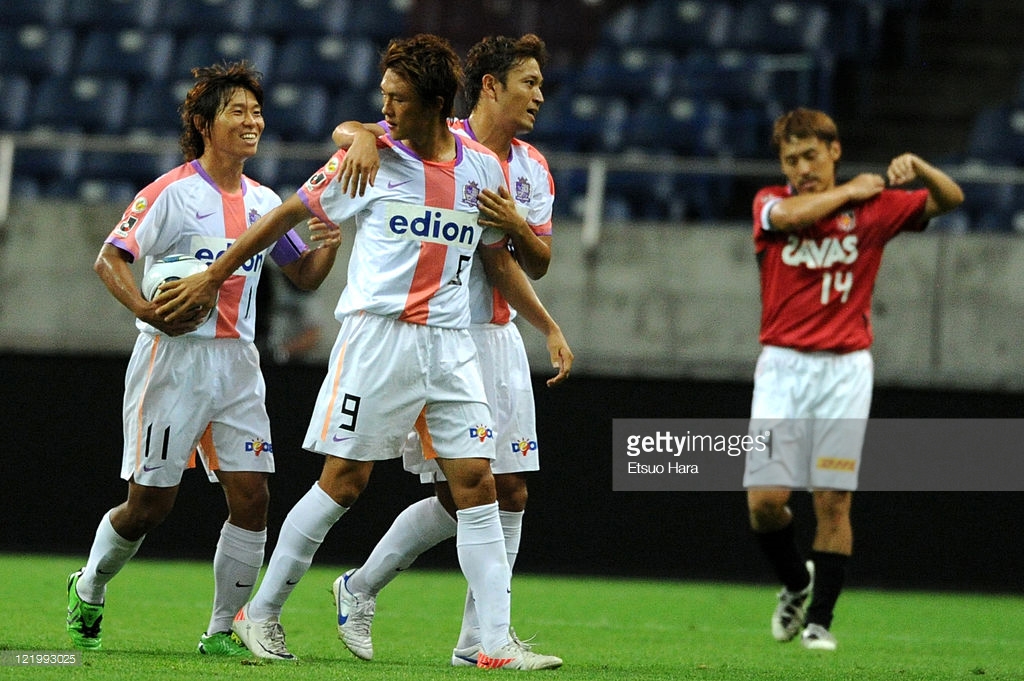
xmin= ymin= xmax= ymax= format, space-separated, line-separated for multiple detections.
xmin=744 ymin=345 xmax=873 ymax=491
xmin=303 ymin=312 xmax=495 ymax=463
xmin=404 ymin=322 xmax=539 ymax=482
xmin=121 ymin=334 xmax=275 ymax=488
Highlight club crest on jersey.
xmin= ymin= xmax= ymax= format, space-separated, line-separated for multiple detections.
xmin=837 ymin=211 xmax=856 ymax=232
xmin=248 ymin=208 xmax=261 ymax=226
xmin=246 ymin=438 xmax=273 ymax=456
xmin=386 ymin=202 xmax=481 ymax=248
xmin=469 ymin=425 xmax=494 ymax=443
xmin=514 ymin=176 xmax=531 ymax=204
xmin=462 ymin=181 xmax=481 ymax=207
xmin=511 ymin=437 xmax=537 ymax=455
xmin=781 ymin=234 xmax=858 ymax=270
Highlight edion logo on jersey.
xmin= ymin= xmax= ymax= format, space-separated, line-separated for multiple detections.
xmin=386 ymin=202 xmax=481 ymax=248
xmin=191 ymin=236 xmax=265 ymax=276
xmin=781 ymin=234 xmax=858 ymax=270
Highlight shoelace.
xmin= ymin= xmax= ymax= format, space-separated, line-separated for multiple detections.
xmin=261 ymin=622 xmax=290 ymax=654
xmin=348 ymin=598 xmax=375 ymax=637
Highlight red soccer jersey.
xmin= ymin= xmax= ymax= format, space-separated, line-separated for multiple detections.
xmin=753 ymin=184 xmax=929 ymax=353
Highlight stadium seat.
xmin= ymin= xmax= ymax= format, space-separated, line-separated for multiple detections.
xmin=81 ymin=149 xmax=179 ymax=188
xmin=0 ymin=0 xmax=64 ymax=26
xmin=76 ymin=30 xmax=175 ymax=83
xmin=530 ymin=91 xmax=627 ymax=153
xmin=966 ymin=106 xmax=1024 ymax=165
xmin=30 ymin=76 xmax=131 ymax=134
xmin=171 ymin=34 xmax=276 ymax=81
xmin=0 ymin=74 xmax=32 ymax=132
xmin=253 ymin=0 xmax=351 ymax=37
xmin=65 ymin=0 xmax=161 ymax=29
xmin=128 ymin=79 xmax=193 ymax=136
xmin=161 ymin=0 xmax=255 ymax=33
xmin=575 ymin=47 xmax=677 ymax=101
xmin=331 ymin=87 xmax=386 ymax=130
xmin=264 ymin=83 xmax=331 ymax=143
xmin=730 ymin=0 xmax=832 ymax=53
xmin=273 ymin=36 xmax=379 ymax=90
xmin=0 ymin=25 xmax=75 ymax=79
xmin=13 ymin=146 xmax=83 ymax=192
xmin=622 ymin=97 xmax=729 ymax=157
xmin=635 ymin=0 xmax=734 ymax=51
xmin=347 ymin=0 xmax=412 ymax=40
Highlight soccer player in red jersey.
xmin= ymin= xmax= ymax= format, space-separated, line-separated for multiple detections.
xmin=743 ymin=108 xmax=964 ymax=651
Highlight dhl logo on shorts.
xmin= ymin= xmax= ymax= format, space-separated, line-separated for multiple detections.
xmin=816 ymin=457 xmax=856 ymax=472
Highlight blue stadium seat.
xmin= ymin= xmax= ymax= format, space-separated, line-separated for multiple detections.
xmin=575 ymin=47 xmax=677 ymax=101
xmin=623 ymin=97 xmax=729 ymax=157
xmin=128 ymin=79 xmax=193 ymax=136
xmin=65 ymin=0 xmax=161 ymax=29
xmin=347 ymin=0 xmax=412 ymax=40
xmin=730 ymin=0 xmax=832 ymax=53
xmin=171 ymin=34 xmax=276 ymax=81
xmin=30 ymin=76 xmax=131 ymax=134
xmin=635 ymin=0 xmax=734 ymax=51
xmin=0 ymin=74 xmax=32 ymax=132
xmin=331 ymin=87 xmax=385 ymax=129
xmin=13 ymin=146 xmax=82 ymax=192
xmin=252 ymin=0 xmax=351 ymax=37
xmin=77 ymin=30 xmax=175 ymax=82
xmin=966 ymin=106 xmax=1024 ymax=165
xmin=530 ymin=91 xmax=628 ymax=153
xmin=273 ymin=36 xmax=379 ymax=90
xmin=0 ymin=25 xmax=75 ymax=79
xmin=161 ymin=0 xmax=255 ymax=33
xmin=81 ymin=149 xmax=180 ymax=189
xmin=74 ymin=178 xmax=142 ymax=205
xmin=264 ymin=83 xmax=330 ymax=143
xmin=0 ymin=0 xmax=65 ymax=26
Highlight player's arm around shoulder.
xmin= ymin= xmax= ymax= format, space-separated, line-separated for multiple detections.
xmin=886 ymin=153 xmax=965 ymax=220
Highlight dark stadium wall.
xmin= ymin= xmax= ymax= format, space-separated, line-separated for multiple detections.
xmin=3 ymin=353 xmax=1022 ymax=594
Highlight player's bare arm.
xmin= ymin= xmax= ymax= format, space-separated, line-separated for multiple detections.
xmin=477 ymin=185 xmax=551 ymax=279
xmin=332 ymin=121 xmax=386 ymax=197
xmin=769 ymin=174 xmax=886 ymax=232
xmin=280 ymin=218 xmax=343 ymax=291
xmin=93 ymin=244 xmax=205 ymax=336
xmin=886 ymin=153 xmax=965 ymax=219
xmin=157 ymin=195 xmax=312 ymax=320
xmin=478 ymin=244 xmax=573 ymax=386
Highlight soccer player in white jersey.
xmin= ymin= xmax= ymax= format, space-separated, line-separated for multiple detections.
xmin=326 ymin=34 xmax=570 ymax=667
xmin=66 ymin=62 xmax=341 ymax=656
xmin=158 ymin=34 xmax=565 ymax=670
xmin=746 ymin=108 xmax=963 ymax=651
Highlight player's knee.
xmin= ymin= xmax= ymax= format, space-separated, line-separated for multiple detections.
xmin=495 ymin=474 xmax=527 ymax=512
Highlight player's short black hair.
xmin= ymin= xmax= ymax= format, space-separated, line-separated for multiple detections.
xmin=771 ymin=108 xmax=839 ymax=151
xmin=179 ymin=61 xmax=264 ymax=161
xmin=459 ymin=34 xmax=548 ymax=115
xmin=380 ymin=34 xmax=462 ymax=124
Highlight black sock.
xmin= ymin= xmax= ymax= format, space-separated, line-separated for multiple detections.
xmin=806 ymin=551 xmax=849 ymax=629
xmin=754 ymin=523 xmax=810 ymax=593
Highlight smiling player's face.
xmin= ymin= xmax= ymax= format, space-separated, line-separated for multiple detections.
xmin=205 ymin=87 xmax=263 ymax=162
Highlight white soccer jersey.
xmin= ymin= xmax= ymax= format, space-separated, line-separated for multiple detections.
xmin=106 ymin=160 xmax=308 ymax=343
xmin=450 ymin=118 xmax=555 ymax=325
xmin=298 ymin=133 xmax=507 ymax=329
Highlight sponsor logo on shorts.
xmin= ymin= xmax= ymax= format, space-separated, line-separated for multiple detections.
xmin=246 ymin=438 xmax=272 ymax=456
xmin=469 ymin=425 xmax=494 ymax=443
xmin=511 ymin=437 xmax=537 ymax=455
xmin=386 ymin=202 xmax=481 ymax=248
xmin=816 ymin=457 xmax=856 ymax=472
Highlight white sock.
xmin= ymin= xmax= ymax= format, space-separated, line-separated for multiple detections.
xmin=455 ymin=502 xmax=510 ymax=654
xmin=457 ymin=509 xmax=524 ymax=649
xmin=76 ymin=510 xmax=143 ymax=604
xmin=248 ymin=483 xmax=346 ymax=621
xmin=349 ymin=496 xmax=456 ymax=595
xmin=206 ymin=522 xmax=266 ymax=635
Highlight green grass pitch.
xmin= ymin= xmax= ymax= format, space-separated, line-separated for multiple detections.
xmin=3 ymin=553 xmax=1022 ymax=680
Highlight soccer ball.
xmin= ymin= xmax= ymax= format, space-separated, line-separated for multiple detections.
xmin=141 ymin=256 xmax=216 ymax=324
